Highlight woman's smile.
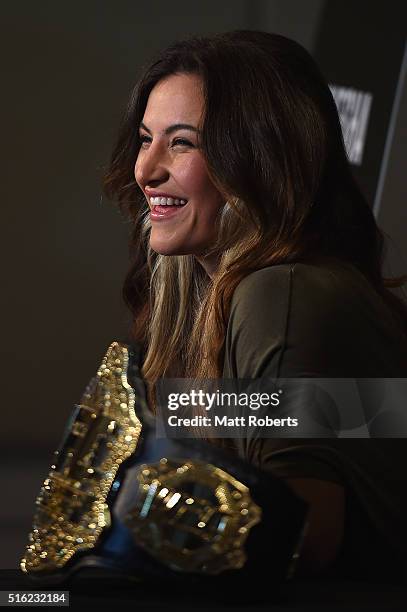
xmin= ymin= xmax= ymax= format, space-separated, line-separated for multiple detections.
xmin=150 ymin=201 xmax=189 ymax=220
xmin=146 ymin=189 xmax=189 ymax=219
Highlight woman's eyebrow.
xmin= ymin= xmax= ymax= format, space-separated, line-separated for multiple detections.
xmin=139 ymin=121 xmax=200 ymax=135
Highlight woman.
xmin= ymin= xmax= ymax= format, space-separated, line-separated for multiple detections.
xmin=104 ymin=31 xmax=407 ymax=580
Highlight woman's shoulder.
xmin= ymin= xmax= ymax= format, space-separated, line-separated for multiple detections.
xmin=225 ymin=261 xmax=347 ymax=378
xmin=225 ymin=259 xmax=407 ymax=378
xmin=231 ymin=258 xmax=404 ymax=333
xmin=230 ymin=259 xmax=356 ymax=318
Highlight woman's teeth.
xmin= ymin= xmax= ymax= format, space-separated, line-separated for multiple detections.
xmin=149 ymin=196 xmax=187 ymax=206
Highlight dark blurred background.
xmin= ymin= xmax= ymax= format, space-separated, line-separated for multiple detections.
xmin=1 ymin=0 xmax=406 ymax=571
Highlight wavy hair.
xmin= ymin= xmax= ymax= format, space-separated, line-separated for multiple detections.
xmin=104 ymin=30 xmax=407 ymax=405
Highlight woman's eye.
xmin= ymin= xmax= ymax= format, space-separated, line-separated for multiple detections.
xmin=171 ymin=138 xmax=194 ymax=148
xmin=139 ymin=134 xmax=152 ymax=147
xmin=138 ymin=135 xmax=195 ymax=149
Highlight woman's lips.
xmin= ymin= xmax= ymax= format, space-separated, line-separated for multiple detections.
xmin=150 ymin=203 xmax=188 ymax=220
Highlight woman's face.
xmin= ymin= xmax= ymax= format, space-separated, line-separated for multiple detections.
xmin=135 ymin=73 xmax=224 ymax=262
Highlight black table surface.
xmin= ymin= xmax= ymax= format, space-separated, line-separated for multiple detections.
xmin=1 ymin=570 xmax=406 ymax=611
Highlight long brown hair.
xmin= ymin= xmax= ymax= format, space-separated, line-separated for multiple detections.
xmin=104 ymin=31 xmax=406 ymax=397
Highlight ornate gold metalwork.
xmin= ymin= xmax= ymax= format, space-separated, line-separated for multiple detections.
xmin=124 ymin=458 xmax=262 ymax=574
xmin=21 ymin=342 xmax=142 ymax=575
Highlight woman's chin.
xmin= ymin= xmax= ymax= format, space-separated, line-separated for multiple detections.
xmin=149 ymin=239 xmax=187 ymax=257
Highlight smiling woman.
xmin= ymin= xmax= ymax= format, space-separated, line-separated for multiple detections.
xmin=135 ymin=73 xmax=224 ymax=270
xmin=99 ymin=31 xmax=407 ymax=586
xmin=17 ymin=30 xmax=404 ymax=595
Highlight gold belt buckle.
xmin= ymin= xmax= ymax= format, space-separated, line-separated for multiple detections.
xmin=124 ymin=457 xmax=262 ymax=574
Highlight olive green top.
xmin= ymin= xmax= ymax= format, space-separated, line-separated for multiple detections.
xmin=223 ymin=260 xmax=407 ymax=580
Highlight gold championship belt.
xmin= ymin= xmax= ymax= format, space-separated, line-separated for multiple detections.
xmin=21 ymin=342 xmax=307 ymax=591
xmin=21 ymin=343 xmax=142 ymax=575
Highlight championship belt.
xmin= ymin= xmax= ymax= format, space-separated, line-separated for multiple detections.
xmin=21 ymin=342 xmax=308 ymax=592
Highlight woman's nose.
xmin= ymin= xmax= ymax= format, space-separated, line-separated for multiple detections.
xmin=135 ymin=144 xmax=169 ymax=186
